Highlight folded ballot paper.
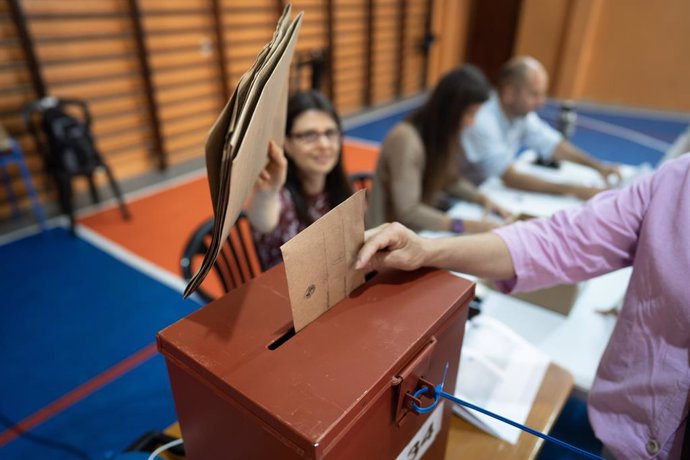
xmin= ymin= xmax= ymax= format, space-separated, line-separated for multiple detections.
xmin=453 ymin=316 xmax=550 ymax=444
xmin=281 ymin=190 xmax=366 ymax=332
xmin=184 ymin=6 xmax=303 ymax=298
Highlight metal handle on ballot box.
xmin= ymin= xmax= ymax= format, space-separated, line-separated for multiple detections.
xmin=391 ymin=336 xmax=438 ymax=424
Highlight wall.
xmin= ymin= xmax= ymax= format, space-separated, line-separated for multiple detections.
xmin=583 ymin=0 xmax=690 ymax=111
xmin=426 ymin=0 xmax=471 ymax=86
xmin=0 ymin=0 xmax=434 ymax=217
xmin=515 ymin=0 xmax=690 ymax=112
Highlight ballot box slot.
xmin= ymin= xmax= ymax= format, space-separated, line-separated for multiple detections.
xmin=268 ymin=325 xmax=296 ymax=350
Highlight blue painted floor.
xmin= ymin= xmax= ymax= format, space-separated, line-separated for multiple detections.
xmin=0 ymin=227 xmax=200 ymax=459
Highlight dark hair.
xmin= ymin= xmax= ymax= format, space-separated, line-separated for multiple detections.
xmin=407 ymin=64 xmax=490 ymax=203
xmin=284 ymin=90 xmax=352 ymax=224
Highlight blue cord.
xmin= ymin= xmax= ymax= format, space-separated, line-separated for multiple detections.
xmin=410 ymin=363 xmax=603 ymax=460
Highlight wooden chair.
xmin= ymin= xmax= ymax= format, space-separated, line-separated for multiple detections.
xmin=180 ymin=211 xmax=263 ymax=303
xmin=181 ymin=173 xmax=375 ymax=302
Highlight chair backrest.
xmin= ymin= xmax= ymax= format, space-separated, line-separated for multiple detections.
xmin=22 ymin=97 xmax=100 ymax=175
xmin=349 ymin=171 xmax=374 ymax=191
xmin=180 ymin=211 xmax=264 ymax=302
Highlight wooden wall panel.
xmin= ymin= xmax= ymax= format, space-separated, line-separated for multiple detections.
xmin=581 ymin=0 xmax=690 ymax=111
xmin=91 ymin=111 xmax=149 ymax=139
xmin=426 ymin=0 xmax=471 ymax=85
xmin=19 ymin=1 xmax=124 ymax=14
xmin=0 ymin=4 xmax=48 ymax=215
xmin=28 ymin=18 xmax=131 ymax=37
xmin=399 ymin=0 xmax=427 ymax=96
xmin=371 ymin=0 xmax=399 ymax=104
xmin=513 ymin=0 xmax=569 ymax=83
xmin=515 ymin=0 xmax=690 ymax=111
xmin=290 ymin=0 xmax=327 ymax=95
xmin=331 ymin=0 xmax=366 ymax=113
xmin=220 ymin=0 xmax=276 ymax=92
xmin=0 ymin=0 xmax=156 ymax=218
xmin=2 ymin=0 xmax=440 ymax=220
xmin=36 ymin=39 xmax=136 ymax=62
xmin=139 ymin=0 xmax=223 ymax=168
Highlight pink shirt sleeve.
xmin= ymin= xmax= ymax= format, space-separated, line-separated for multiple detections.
xmin=492 ymin=172 xmax=655 ymax=293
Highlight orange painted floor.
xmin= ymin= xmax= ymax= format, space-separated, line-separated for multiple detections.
xmin=79 ymin=140 xmax=379 ymax=284
xmin=79 ymin=175 xmax=214 ymax=277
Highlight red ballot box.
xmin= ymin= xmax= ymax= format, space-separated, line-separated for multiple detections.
xmin=158 ymin=266 xmax=473 ymax=459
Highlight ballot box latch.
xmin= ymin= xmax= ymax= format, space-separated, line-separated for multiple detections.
xmin=392 ymin=336 xmax=437 ymax=425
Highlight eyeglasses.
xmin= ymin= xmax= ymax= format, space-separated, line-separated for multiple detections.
xmin=290 ymin=128 xmax=341 ymax=144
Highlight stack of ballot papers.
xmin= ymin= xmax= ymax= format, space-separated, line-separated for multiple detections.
xmin=184 ymin=6 xmax=303 ymax=298
xmin=452 ymin=315 xmax=550 ymax=444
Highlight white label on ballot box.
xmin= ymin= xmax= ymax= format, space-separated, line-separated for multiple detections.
xmin=396 ymin=402 xmax=444 ymax=460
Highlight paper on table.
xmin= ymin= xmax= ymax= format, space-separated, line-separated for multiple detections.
xmin=280 ymin=190 xmax=367 ymax=332
xmin=184 ymin=6 xmax=302 ymax=298
xmin=453 ymin=315 xmax=550 ymax=444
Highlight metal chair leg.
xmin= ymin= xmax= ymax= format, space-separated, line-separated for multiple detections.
xmin=101 ymin=164 xmax=130 ymax=220
xmin=54 ymin=172 xmax=76 ymax=235
xmin=87 ymin=174 xmax=100 ymax=204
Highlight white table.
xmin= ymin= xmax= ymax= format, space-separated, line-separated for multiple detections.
xmin=476 ymin=269 xmax=629 ymax=392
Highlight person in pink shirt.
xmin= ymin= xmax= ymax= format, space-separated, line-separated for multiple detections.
xmin=356 ymin=155 xmax=690 ymax=459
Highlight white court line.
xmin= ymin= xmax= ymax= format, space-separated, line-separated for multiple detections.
xmin=76 ymin=224 xmax=205 ymax=304
xmin=76 ymin=167 xmax=207 ymax=220
xmin=0 ymin=216 xmax=68 ymax=246
xmin=575 ymin=115 xmax=672 ymax=153
xmin=0 ymin=210 xmax=205 ymax=303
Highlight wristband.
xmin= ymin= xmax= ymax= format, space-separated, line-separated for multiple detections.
xmin=450 ymin=218 xmax=465 ymax=234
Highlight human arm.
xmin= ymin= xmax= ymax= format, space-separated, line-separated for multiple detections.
xmin=551 ymin=140 xmax=622 ymax=184
xmin=386 ymin=125 xmax=496 ymax=233
xmin=246 ymin=141 xmax=287 ymax=233
xmin=357 ymin=168 xmax=654 ymax=292
xmin=501 ymin=164 xmax=605 ymax=200
xmin=355 ymin=222 xmax=515 ymax=279
xmin=444 ymin=177 xmax=513 ymax=219
xmin=524 ymin=113 xmax=621 ymax=185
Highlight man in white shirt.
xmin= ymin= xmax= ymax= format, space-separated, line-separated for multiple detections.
xmin=460 ymin=56 xmax=621 ymax=200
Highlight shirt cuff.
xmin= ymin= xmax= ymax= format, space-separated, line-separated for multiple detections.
xmin=492 ymin=223 xmax=534 ymax=293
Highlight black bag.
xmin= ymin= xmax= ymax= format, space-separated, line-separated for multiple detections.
xmin=41 ymin=107 xmax=100 ymax=174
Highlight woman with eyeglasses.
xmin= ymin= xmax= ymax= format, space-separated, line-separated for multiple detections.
xmin=366 ymin=64 xmax=510 ymax=234
xmin=247 ymin=90 xmax=352 ymax=269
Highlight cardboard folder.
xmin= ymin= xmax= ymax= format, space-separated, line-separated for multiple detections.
xmin=184 ymin=6 xmax=303 ymax=298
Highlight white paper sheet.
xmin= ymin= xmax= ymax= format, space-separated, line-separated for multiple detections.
xmin=452 ymin=316 xmax=550 ymax=444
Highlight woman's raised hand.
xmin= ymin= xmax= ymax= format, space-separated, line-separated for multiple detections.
xmin=255 ymin=141 xmax=287 ymax=193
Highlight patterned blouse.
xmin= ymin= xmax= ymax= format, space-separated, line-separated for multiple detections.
xmin=252 ymin=188 xmax=331 ymax=269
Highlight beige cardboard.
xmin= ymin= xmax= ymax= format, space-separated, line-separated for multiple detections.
xmin=204 ymin=5 xmax=293 ymax=215
xmin=185 ymin=8 xmax=302 ymax=298
xmin=513 ymin=283 xmax=580 ymax=316
xmin=280 ymin=190 xmax=367 ymax=332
